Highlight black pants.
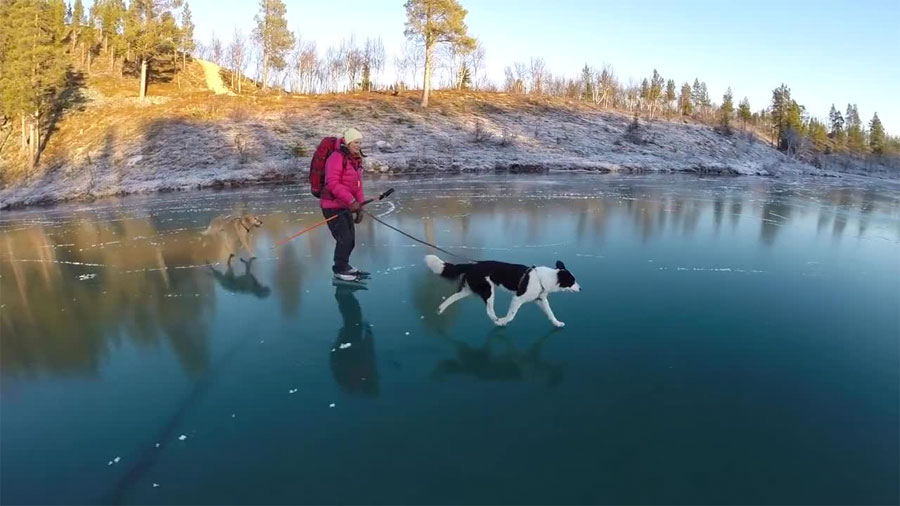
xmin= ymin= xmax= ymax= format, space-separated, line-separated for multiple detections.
xmin=323 ymin=208 xmax=355 ymax=273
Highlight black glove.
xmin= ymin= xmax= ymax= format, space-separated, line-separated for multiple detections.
xmin=353 ymin=211 xmax=363 ymax=224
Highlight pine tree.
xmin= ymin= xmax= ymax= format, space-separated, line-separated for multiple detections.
xmin=403 ymin=0 xmax=475 ymax=107
xmin=678 ymin=82 xmax=692 ymax=116
xmin=123 ymin=0 xmax=180 ymax=99
xmin=648 ymin=69 xmax=663 ymax=118
xmin=846 ymin=103 xmax=865 ymax=152
xmin=869 ymin=112 xmax=885 ymax=155
xmin=665 ymin=79 xmax=676 ymax=113
xmin=770 ymin=84 xmax=803 ymax=151
xmin=828 ymin=104 xmax=844 ymax=135
xmin=49 ymin=0 xmax=67 ymax=42
xmin=806 ymin=118 xmax=828 ymax=151
xmin=699 ymin=82 xmax=711 ymax=118
xmin=179 ymin=1 xmax=195 ymax=70
xmin=253 ymin=0 xmax=295 ymax=91
xmin=738 ymin=97 xmax=751 ymax=129
xmin=96 ymin=0 xmax=125 ymax=71
xmin=639 ymin=78 xmax=649 ymax=110
xmin=84 ymin=10 xmax=99 ymax=73
xmin=71 ymin=0 xmax=84 ymax=52
xmin=0 ymin=0 xmax=68 ymax=173
xmin=160 ymin=10 xmax=178 ymax=85
xmin=690 ymin=78 xmax=702 ymax=111
xmin=828 ymin=104 xmax=845 ymax=150
xmin=580 ymin=64 xmax=593 ymax=102
xmin=719 ymin=87 xmax=734 ymax=134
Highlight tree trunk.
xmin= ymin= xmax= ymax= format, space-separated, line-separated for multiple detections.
xmin=87 ymin=49 xmax=92 ymax=75
xmin=421 ymin=43 xmax=433 ymax=108
xmin=103 ymin=35 xmax=108 ymax=54
xmin=27 ymin=119 xmax=35 ymax=175
xmin=109 ymin=45 xmax=114 ymax=71
xmin=33 ymin=111 xmax=40 ymax=166
xmin=238 ymin=70 xmax=242 ymax=94
xmin=262 ymin=53 xmax=269 ymax=91
xmin=139 ymin=59 xmax=148 ymax=99
xmin=174 ymin=50 xmax=180 ymax=89
xmin=182 ymin=51 xmax=187 ymax=71
xmin=21 ymin=115 xmax=27 ymax=153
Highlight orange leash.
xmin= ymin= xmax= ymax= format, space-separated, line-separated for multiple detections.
xmin=272 ymin=188 xmax=395 ymax=249
xmin=272 ymin=214 xmax=338 ymax=248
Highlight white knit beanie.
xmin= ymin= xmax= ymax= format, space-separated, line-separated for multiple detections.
xmin=342 ymin=128 xmax=362 ymax=144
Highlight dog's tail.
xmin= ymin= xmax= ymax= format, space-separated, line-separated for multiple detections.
xmin=425 ymin=254 xmax=468 ymax=280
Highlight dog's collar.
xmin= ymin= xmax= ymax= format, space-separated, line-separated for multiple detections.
xmin=240 ymin=221 xmax=251 ymax=233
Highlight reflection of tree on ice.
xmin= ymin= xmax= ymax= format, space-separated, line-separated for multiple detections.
xmin=330 ymin=284 xmax=378 ymax=396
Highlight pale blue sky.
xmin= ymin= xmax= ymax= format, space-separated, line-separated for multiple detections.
xmin=129 ymin=0 xmax=900 ymax=132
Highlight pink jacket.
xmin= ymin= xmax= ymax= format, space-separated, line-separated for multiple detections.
xmin=320 ymin=147 xmax=365 ymax=210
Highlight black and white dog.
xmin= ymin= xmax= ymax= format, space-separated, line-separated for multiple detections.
xmin=425 ymin=255 xmax=581 ymax=327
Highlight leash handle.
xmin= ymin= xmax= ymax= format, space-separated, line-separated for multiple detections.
xmin=361 ymin=187 xmax=395 ymax=206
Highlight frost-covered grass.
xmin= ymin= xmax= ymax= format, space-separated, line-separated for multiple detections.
xmin=0 ymin=84 xmax=852 ymax=209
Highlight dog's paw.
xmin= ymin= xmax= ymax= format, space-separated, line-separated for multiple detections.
xmin=552 ymin=320 xmax=566 ymax=328
xmin=494 ymin=318 xmax=508 ymax=327
xmin=437 ymin=308 xmax=444 ymax=315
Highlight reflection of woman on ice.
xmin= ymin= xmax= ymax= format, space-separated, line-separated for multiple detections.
xmin=330 ymin=284 xmax=378 ymax=396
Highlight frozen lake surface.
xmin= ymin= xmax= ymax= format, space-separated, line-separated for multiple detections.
xmin=2 ymin=174 xmax=898 ymax=504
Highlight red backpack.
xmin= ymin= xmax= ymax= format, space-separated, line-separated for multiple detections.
xmin=309 ymin=137 xmax=342 ymax=198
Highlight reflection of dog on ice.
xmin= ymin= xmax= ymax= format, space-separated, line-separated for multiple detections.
xmin=207 ymin=258 xmax=270 ymax=299
xmin=202 ymin=213 xmax=263 ymax=263
xmin=433 ymin=330 xmax=565 ymax=387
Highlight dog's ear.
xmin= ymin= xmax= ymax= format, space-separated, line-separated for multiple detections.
xmin=556 ymin=260 xmax=566 ymax=270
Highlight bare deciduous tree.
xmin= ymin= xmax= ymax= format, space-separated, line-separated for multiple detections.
xmin=395 ymin=41 xmax=423 ymax=90
xmin=529 ymin=58 xmax=546 ymax=95
xmin=361 ymin=37 xmax=384 ymax=91
xmin=322 ymin=46 xmax=343 ymax=93
xmin=341 ymin=36 xmax=363 ymax=92
xmin=228 ymin=29 xmax=247 ymax=93
xmin=503 ymin=66 xmax=521 ymax=94
xmin=514 ymin=62 xmax=528 ymax=93
xmin=598 ymin=64 xmax=617 ymax=108
xmin=466 ymin=40 xmax=485 ymax=90
xmin=296 ymin=39 xmax=318 ymax=94
xmin=209 ymin=33 xmax=224 ymax=66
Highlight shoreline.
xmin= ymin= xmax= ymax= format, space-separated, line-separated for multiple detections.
xmin=3 ymin=167 xmax=893 ymax=212
xmin=3 ymin=91 xmax=894 ymax=211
